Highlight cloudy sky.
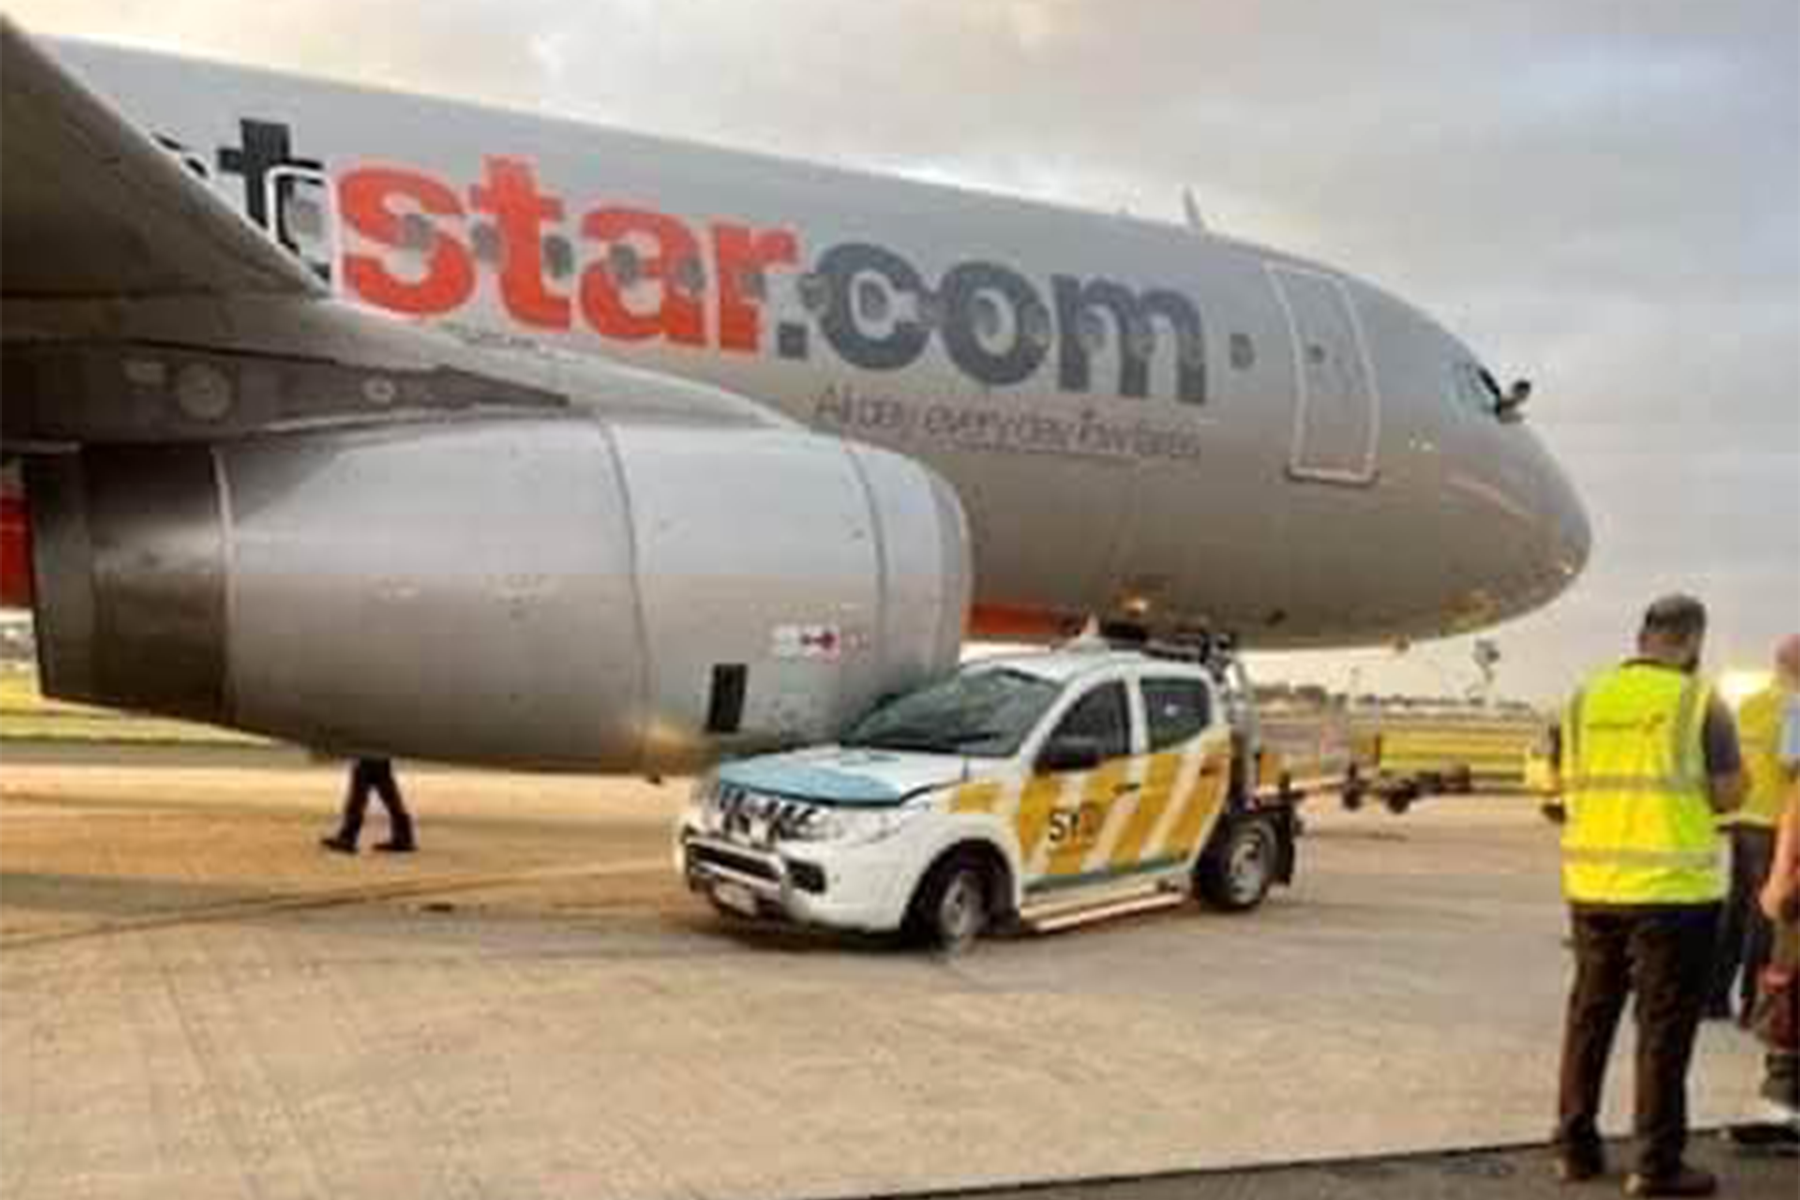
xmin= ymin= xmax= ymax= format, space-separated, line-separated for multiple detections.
xmin=13 ymin=0 xmax=1798 ymax=703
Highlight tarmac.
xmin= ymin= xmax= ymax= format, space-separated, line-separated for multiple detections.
xmin=0 ymin=750 xmax=1792 ymax=1199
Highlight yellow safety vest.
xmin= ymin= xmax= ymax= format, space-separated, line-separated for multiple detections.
xmin=1560 ymin=663 xmax=1721 ymax=905
xmin=1732 ymin=683 xmax=1793 ymax=830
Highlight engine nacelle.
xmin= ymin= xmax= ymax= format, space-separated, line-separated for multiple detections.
xmin=26 ymin=418 xmax=969 ymax=771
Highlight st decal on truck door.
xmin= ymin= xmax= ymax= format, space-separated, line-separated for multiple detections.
xmin=946 ymin=737 xmax=1230 ymax=896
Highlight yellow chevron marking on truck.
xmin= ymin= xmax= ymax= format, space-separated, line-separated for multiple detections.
xmin=1107 ymin=751 xmax=1183 ymax=870
xmin=1045 ymin=759 xmax=1130 ymax=877
xmin=1165 ymin=763 xmax=1227 ymax=857
xmin=1014 ymin=774 xmax=1067 ymax=863
xmin=950 ymin=779 xmax=1003 ymax=814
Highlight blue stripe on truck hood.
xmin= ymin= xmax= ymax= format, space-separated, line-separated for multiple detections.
xmin=716 ymin=752 xmax=937 ymax=806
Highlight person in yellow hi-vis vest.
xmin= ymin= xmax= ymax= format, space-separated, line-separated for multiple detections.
xmin=1549 ymin=595 xmax=1745 ymax=1198
xmin=1709 ymin=636 xmax=1800 ymax=1022
xmin=1737 ymin=749 xmax=1799 ymax=1145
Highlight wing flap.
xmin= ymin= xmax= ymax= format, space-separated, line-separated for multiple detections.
xmin=0 ymin=18 xmax=325 ymax=300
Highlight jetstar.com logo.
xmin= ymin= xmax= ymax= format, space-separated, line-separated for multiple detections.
xmin=163 ymin=118 xmax=1209 ymax=405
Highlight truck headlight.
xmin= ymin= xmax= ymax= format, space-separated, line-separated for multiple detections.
xmin=786 ymin=804 xmax=921 ymax=846
xmin=684 ymin=772 xmax=722 ymax=832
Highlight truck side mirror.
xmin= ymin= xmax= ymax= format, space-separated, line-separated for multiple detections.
xmin=1039 ymin=734 xmax=1104 ymax=774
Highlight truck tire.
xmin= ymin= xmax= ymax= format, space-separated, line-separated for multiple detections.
xmin=904 ymin=850 xmax=992 ymax=954
xmin=1195 ymin=815 xmax=1279 ymax=912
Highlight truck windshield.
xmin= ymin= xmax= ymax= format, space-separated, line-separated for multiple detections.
xmin=842 ymin=668 xmax=1062 ymax=758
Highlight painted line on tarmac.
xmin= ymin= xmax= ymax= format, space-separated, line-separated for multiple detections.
xmin=0 ymin=857 xmax=670 ymax=950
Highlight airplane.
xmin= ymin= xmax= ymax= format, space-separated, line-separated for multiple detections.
xmin=0 ymin=20 xmax=1590 ymax=774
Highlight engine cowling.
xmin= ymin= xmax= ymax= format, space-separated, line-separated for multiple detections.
xmin=25 ymin=417 xmax=969 ymax=771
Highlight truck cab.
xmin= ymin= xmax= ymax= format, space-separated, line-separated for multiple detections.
xmin=678 ymin=639 xmax=1298 ymax=951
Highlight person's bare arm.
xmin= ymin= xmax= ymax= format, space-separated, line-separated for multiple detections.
xmin=1761 ymin=787 xmax=1799 ymax=922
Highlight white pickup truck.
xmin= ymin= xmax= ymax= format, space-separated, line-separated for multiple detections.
xmin=678 ymin=639 xmax=1299 ymax=951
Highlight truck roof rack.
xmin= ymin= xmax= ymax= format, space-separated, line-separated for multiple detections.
xmin=1072 ymin=622 xmax=1259 ymax=752
xmin=1085 ymin=621 xmax=1239 ymax=674
xmin=1055 ymin=619 xmax=1268 ymax=794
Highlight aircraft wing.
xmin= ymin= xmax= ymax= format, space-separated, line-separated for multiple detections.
xmin=0 ymin=17 xmax=326 ymax=301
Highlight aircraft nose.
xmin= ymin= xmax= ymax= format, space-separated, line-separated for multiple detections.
xmin=1538 ymin=447 xmax=1590 ymax=587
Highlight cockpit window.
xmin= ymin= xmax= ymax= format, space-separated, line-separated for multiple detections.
xmin=1450 ymin=361 xmax=1499 ymax=415
xmin=1475 ymin=366 xmax=1505 ymax=408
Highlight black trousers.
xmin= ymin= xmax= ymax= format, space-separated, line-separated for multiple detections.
xmin=1709 ymin=825 xmax=1775 ymax=1015
xmin=337 ymin=758 xmax=413 ymax=844
xmin=1556 ymin=904 xmax=1719 ymax=1178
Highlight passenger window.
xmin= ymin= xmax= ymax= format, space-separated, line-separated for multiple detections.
xmin=1142 ymin=678 xmax=1212 ymax=751
xmin=1124 ymin=315 xmax=1156 ymax=359
xmin=471 ymin=222 xmax=504 ymax=265
xmin=1048 ymin=682 xmax=1131 ymax=763
xmin=857 ymin=279 xmax=890 ymax=322
xmin=1078 ymin=310 xmax=1108 ymax=353
xmin=916 ymin=290 xmax=945 ymax=330
xmin=1229 ymin=332 xmax=1256 ymax=371
xmin=972 ymin=293 xmax=1004 ymax=341
xmin=542 ymin=234 xmax=575 ymax=280
xmin=672 ymin=254 xmax=707 ymax=297
xmin=608 ymin=243 xmax=642 ymax=288
xmin=399 ymin=213 xmax=435 ymax=253
xmin=796 ymin=272 xmax=830 ymax=313
xmin=735 ymin=265 xmax=768 ymax=301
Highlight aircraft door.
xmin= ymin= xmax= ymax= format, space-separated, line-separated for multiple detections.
xmin=267 ymin=166 xmax=338 ymax=283
xmin=1269 ymin=264 xmax=1381 ymax=485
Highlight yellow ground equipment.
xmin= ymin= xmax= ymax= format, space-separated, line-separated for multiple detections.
xmin=1342 ymin=717 xmax=1544 ymax=813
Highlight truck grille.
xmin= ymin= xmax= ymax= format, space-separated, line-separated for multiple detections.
xmin=688 ymin=842 xmax=780 ymax=882
xmin=705 ymin=784 xmax=817 ymax=846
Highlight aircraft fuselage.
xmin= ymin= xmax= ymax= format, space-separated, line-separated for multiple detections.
xmin=30 ymin=40 xmax=1592 ymax=648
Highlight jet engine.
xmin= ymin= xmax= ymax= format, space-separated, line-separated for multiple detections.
xmin=25 ymin=417 xmax=969 ymax=771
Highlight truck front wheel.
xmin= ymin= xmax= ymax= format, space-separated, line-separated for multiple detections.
xmin=1195 ymin=816 xmax=1279 ymax=912
xmin=905 ymin=851 xmax=993 ymax=954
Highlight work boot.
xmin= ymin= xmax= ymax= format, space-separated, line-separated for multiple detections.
xmin=1726 ymin=1120 xmax=1800 ymax=1150
xmin=1762 ymin=1057 xmax=1799 ymax=1109
xmin=373 ymin=837 xmax=416 ymax=854
xmin=319 ymin=834 xmax=358 ymax=855
xmin=1554 ymin=1144 xmax=1607 ymax=1184
xmin=1623 ymin=1165 xmax=1718 ymax=1197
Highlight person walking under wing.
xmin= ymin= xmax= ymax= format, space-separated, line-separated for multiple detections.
xmin=321 ymin=758 xmax=417 ymax=855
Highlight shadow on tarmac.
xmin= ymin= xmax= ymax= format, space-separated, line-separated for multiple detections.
xmin=856 ymin=1136 xmax=1795 ymax=1199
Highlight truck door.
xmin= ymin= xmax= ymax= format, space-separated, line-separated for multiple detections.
xmin=1269 ymin=264 xmax=1381 ymax=485
xmin=1022 ymin=680 xmax=1136 ymax=894
xmin=1131 ymin=676 xmax=1231 ymax=869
